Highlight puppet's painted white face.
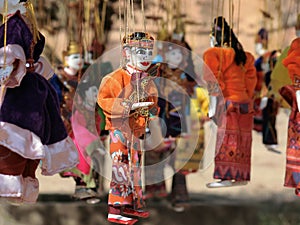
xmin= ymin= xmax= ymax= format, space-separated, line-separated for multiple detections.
xmin=166 ymin=48 xmax=183 ymax=69
xmin=127 ymin=47 xmax=153 ymax=71
xmin=65 ymin=53 xmax=84 ymax=74
xmin=255 ymin=42 xmax=266 ymax=56
xmin=0 ymin=0 xmax=26 ymax=15
xmin=85 ymin=85 xmax=98 ymax=106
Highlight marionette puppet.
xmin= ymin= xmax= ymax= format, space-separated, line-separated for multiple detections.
xmin=50 ymin=40 xmax=84 ymax=104
xmin=144 ymin=23 xmax=200 ymax=211
xmin=203 ymin=16 xmax=257 ymax=188
xmin=50 ymin=40 xmax=104 ymax=203
xmin=279 ymin=21 xmax=300 ymax=196
xmin=268 ymin=14 xmax=300 ymax=110
xmin=97 ymin=31 xmax=159 ymax=225
xmin=0 ymin=0 xmax=78 ymax=204
xmin=49 ymin=41 xmax=83 ymax=152
xmin=253 ymin=28 xmax=269 ymax=133
xmin=261 ymin=50 xmax=281 ymax=152
xmin=69 ymin=79 xmax=106 ymax=204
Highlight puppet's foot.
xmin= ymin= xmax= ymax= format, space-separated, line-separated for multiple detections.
xmin=206 ymin=180 xmax=248 ymax=188
xmin=172 ymin=201 xmax=190 ymax=213
xmin=107 ymin=214 xmax=138 ymax=225
xmin=123 ymin=207 xmax=150 ymax=218
xmin=73 ymin=186 xmax=98 ymax=200
xmin=86 ymin=197 xmax=101 ymax=204
xmin=108 ymin=206 xmax=138 ymax=225
xmin=206 ymin=180 xmax=233 ymax=188
xmin=295 ymin=188 xmax=300 ymax=197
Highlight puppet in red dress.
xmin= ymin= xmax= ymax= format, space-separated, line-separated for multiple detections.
xmin=280 ymin=35 xmax=300 ymax=196
xmin=203 ymin=16 xmax=257 ymax=188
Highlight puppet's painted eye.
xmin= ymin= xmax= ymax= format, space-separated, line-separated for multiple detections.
xmin=136 ymin=49 xmax=146 ymax=55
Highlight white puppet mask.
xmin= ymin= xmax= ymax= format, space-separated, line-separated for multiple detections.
xmin=64 ymin=53 xmax=84 ymax=76
xmin=255 ymin=42 xmax=267 ymax=56
xmin=165 ymin=47 xmax=183 ymax=69
xmin=0 ymin=0 xmax=26 ymax=15
xmin=126 ymin=47 xmax=153 ymax=71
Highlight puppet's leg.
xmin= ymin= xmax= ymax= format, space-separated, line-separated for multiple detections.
xmin=107 ymin=130 xmax=138 ymax=225
xmin=0 ymin=145 xmax=39 ymax=204
xmin=123 ymin=137 xmax=149 ymax=218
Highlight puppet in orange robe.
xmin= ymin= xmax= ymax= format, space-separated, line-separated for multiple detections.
xmin=97 ymin=32 xmax=159 ymax=225
xmin=203 ymin=16 xmax=257 ymax=188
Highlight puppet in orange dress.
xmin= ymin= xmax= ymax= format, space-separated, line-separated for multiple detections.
xmin=280 ymin=36 xmax=300 ymax=196
xmin=203 ymin=16 xmax=257 ymax=188
xmin=97 ymin=32 xmax=159 ymax=225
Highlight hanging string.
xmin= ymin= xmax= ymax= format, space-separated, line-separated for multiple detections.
xmin=236 ymin=0 xmax=241 ymax=36
xmin=221 ymin=2 xmax=225 ymax=47
xmin=280 ymin=0 xmax=292 ymax=49
xmin=78 ymin=0 xmax=84 ymax=79
xmin=131 ymin=0 xmax=135 ymax=34
xmin=126 ymin=0 xmax=129 ymax=36
xmin=94 ymin=0 xmax=102 ymax=43
xmin=221 ymin=0 xmax=225 ymax=17
xmin=276 ymin=0 xmax=282 ymax=49
xmin=211 ymin=0 xmax=215 ymax=29
xmin=100 ymin=0 xmax=107 ymax=43
xmin=3 ymin=0 xmax=8 ymax=68
xmin=24 ymin=0 xmax=40 ymax=43
xmin=216 ymin=0 xmax=220 ymax=18
xmin=229 ymin=0 xmax=233 ymax=47
xmin=83 ymin=0 xmax=91 ymax=59
xmin=126 ymin=0 xmax=130 ymax=36
xmin=141 ymin=0 xmax=146 ymax=32
xmin=119 ymin=0 xmax=123 ymax=67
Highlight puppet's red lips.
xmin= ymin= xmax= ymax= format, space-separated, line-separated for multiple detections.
xmin=141 ymin=62 xmax=150 ymax=66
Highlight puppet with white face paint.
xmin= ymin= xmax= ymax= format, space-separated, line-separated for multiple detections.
xmin=97 ymin=32 xmax=159 ymax=225
xmin=50 ymin=40 xmax=84 ymax=126
xmin=0 ymin=0 xmax=78 ymax=204
xmin=50 ymin=40 xmax=105 ymax=203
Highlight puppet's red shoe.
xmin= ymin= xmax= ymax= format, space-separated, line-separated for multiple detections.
xmin=107 ymin=214 xmax=138 ymax=225
xmin=123 ymin=208 xmax=150 ymax=218
xmin=295 ymin=188 xmax=300 ymax=196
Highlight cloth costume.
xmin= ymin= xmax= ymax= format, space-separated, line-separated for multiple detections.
xmin=269 ymin=47 xmax=291 ymax=108
xmin=97 ymin=67 xmax=158 ymax=210
xmin=144 ymin=39 xmax=197 ymax=208
xmin=280 ymin=37 xmax=300 ymax=195
xmin=50 ymin=59 xmax=104 ymax=200
xmin=253 ymin=55 xmax=267 ymax=132
xmin=0 ymin=11 xmax=78 ymax=204
xmin=203 ymin=47 xmax=256 ymax=182
xmin=261 ymin=51 xmax=280 ymax=147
